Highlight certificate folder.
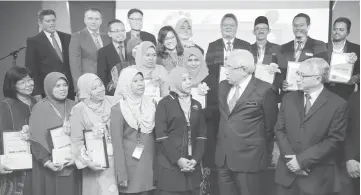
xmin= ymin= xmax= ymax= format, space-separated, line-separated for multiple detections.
xmin=83 ymin=130 xmax=109 ymax=168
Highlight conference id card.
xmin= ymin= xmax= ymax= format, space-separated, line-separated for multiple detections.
xmin=329 ymin=52 xmax=354 ymax=83
xmin=286 ymin=61 xmax=301 ymax=91
xmin=132 ymin=144 xmax=144 ymax=160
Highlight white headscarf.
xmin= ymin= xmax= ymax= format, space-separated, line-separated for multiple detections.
xmin=116 ymin=66 xmax=156 ymax=134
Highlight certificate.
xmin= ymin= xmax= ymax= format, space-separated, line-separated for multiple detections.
xmin=329 ymin=52 xmax=354 ymax=83
xmin=286 ymin=61 xmax=301 ymax=91
xmin=52 ymin=147 xmax=72 ymax=164
xmin=191 ymin=88 xmax=206 ymax=109
xmin=255 ymin=64 xmax=275 ymax=84
xmin=144 ymin=79 xmax=161 ymax=100
xmin=48 ymin=126 xmax=71 ymax=150
xmin=110 ymin=66 xmax=119 ymax=83
xmin=83 ymin=130 xmax=109 ymax=168
xmin=0 ymin=153 xmax=32 ymax=170
xmin=2 ymin=131 xmax=30 ymax=155
xmin=219 ymin=66 xmax=226 ymax=83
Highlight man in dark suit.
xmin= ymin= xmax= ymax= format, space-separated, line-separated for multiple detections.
xmin=25 ymin=9 xmax=74 ymax=100
xmin=281 ymin=13 xmax=329 ymax=94
xmin=69 ymin=8 xmax=110 ymax=92
xmin=97 ymin=19 xmax=129 ymax=95
xmin=275 ymin=58 xmax=348 ymax=195
xmin=204 ymin=14 xmax=251 ymax=194
xmin=325 ymin=17 xmax=360 ymax=100
xmin=251 ymin=16 xmax=287 ymax=101
xmin=215 ymin=49 xmax=278 ymax=195
xmin=124 ymin=8 xmax=157 ymax=46
xmin=345 ymin=90 xmax=360 ymax=195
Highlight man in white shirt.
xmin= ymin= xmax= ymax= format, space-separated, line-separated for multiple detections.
xmin=25 ymin=9 xmax=75 ymax=99
xmin=275 ymin=58 xmax=349 ymax=195
xmin=69 ymin=8 xmax=110 ymax=92
xmin=216 ymin=49 xmax=278 ymax=195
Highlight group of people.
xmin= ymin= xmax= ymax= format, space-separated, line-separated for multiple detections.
xmin=0 ymin=5 xmax=359 ymax=195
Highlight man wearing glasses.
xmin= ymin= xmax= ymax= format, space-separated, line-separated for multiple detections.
xmin=69 ymin=8 xmax=110 ymax=93
xmin=97 ymin=19 xmax=128 ymax=95
xmin=124 ymin=8 xmax=157 ymax=46
xmin=275 ymin=58 xmax=348 ymax=195
xmin=215 ymin=49 xmax=278 ymax=195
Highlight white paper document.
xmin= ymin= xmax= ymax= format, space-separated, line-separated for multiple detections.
xmin=144 ymin=80 xmax=161 ymax=101
xmin=329 ymin=52 xmax=354 ymax=83
xmin=0 ymin=153 xmax=32 ymax=170
xmin=219 ymin=66 xmax=226 ymax=83
xmin=49 ymin=127 xmax=71 ymax=150
xmin=84 ymin=131 xmax=108 ymax=168
xmin=255 ymin=64 xmax=275 ymax=84
xmin=110 ymin=66 xmax=119 ymax=83
xmin=2 ymin=132 xmax=30 ymax=155
xmin=191 ymin=88 xmax=206 ymax=109
xmin=286 ymin=61 xmax=301 ymax=91
xmin=52 ymin=147 xmax=72 ymax=164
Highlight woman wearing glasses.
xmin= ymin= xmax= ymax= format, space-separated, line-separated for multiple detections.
xmin=0 ymin=66 xmax=37 ymax=195
xmin=156 ymin=26 xmax=185 ymax=72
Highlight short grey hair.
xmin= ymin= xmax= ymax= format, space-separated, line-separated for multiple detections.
xmin=301 ymin=58 xmax=330 ymax=83
xmin=227 ymin=49 xmax=255 ymax=74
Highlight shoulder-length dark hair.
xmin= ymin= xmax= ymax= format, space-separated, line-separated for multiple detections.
xmin=156 ymin=25 xmax=184 ymax=59
xmin=3 ymin=66 xmax=32 ymax=99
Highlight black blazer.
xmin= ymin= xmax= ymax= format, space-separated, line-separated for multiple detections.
xmin=250 ymin=41 xmax=287 ymax=96
xmin=345 ymin=90 xmax=360 ymax=162
xmin=25 ymin=31 xmax=74 ymax=99
xmin=125 ymin=30 xmax=157 ymax=46
xmin=215 ymin=77 xmax=278 ymax=172
xmin=325 ymin=40 xmax=360 ymax=100
xmin=97 ymin=42 xmax=129 ymax=89
xmin=155 ymin=92 xmax=207 ymax=170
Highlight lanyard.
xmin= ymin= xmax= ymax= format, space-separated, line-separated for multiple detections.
xmin=47 ymin=99 xmax=67 ymax=123
xmin=125 ymin=99 xmax=143 ymax=144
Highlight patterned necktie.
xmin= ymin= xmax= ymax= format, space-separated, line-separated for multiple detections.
xmin=229 ymin=85 xmax=240 ymax=111
xmin=118 ymin=45 xmax=125 ymax=61
xmin=50 ymin=33 xmax=63 ymax=62
xmin=294 ymin=40 xmax=303 ymax=61
xmin=226 ymin=41 xmax=232 ymax=52
xmin=92 ymin=32 xmax=101 ymax=50
xmin=304 ymin=93 xmax=312 ymax=115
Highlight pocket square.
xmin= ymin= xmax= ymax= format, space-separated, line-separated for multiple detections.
xmin=305 ymin=52 xmax=313 ymax=56
xmin=246 ymin=101 xmax=258 ymax=106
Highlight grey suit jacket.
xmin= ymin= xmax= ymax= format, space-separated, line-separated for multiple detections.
xmin=215 ymin=77 xmax=278 ymax=172
xmin=69 ymin=28 xmax=110 ymax=90
xmin=275 ymin=88 xmax=348 ymax=194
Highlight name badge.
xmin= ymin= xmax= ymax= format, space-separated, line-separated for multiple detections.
xmin=305 ymin=52 xmax=313 ymax=56
xmin=107 ymin=143 xmax=113 ymax=156
xmin=246 ymin=102 xmax=258 ymax=106
xmin=132 ymin=144 xmax=144 ymax=160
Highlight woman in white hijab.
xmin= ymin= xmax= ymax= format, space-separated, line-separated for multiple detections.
xmin=110 ymin=66 xmax=156 ymax=195
xmin=175 ymin=18 xmax=204 ymax=54
xmin=69 ymin=73 xmax=119 ymax=195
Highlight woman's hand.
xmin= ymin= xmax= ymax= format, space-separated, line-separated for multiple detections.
xmin=63 ymin=157 xmax=75 ymax=167
xmin=178 ymin=158 xmax=195 ymax=172
xmin=45 ymin=161 xmax=64 ymax=172
xmin=282 ymin=80 xmax=291 ymax=91
xmin=118 ymin=180 xmax=128 ymax=188
xmin=0 ymin=164 xmax=12 ymax=174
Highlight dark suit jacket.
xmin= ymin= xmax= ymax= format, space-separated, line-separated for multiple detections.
xmin=125 ymin=30 xmax=157 ymax=46
xmin=345 ymin=90 xmax=360 ymax=162
xmin=97 ymin=42 xmax=129 ymax=89
xmin=250 ymin=41 xmax=287 ymax=97
xmin=215 ymin=77 xmax=278 ymax=172
xmin=25 ymin=31 xmax=74 ymax=99
xmin=325 ymin=40 xmax=360 ymax=100
xmin=275 ymin=88 xmax=348 ymax=195
xmin=69 ymin=28 xmax=110 ymax=91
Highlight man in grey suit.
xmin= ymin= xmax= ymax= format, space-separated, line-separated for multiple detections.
xmin=216 ymin=49 xmax=278 ymax=195
xmin=69 ymin=8 xmax=110 ymax=92
xmin=275 ymin=58 xmax=349 ymax=195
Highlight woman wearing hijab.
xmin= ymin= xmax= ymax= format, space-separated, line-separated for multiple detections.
xmin=156 ymin=26 xmax=184 ymax=72
xmin=110 ymin=66 xmax=156 ymax=195
xmin=175 ymin=18 xmax=204 ymax=55
xmin=29 ymin=72 xmax=79 ymax=195
xmin=70 ymin=73 xmax=119 ymax=195
xmin=183 ymin=47 xmax=209 ymax=87
xmin=0 ymin=66 xmax=37 ymax=195
xmin=126 ymin=37 xmax=143 ymax=65
xmin=154 ymin=67 xmax=207 ymax=195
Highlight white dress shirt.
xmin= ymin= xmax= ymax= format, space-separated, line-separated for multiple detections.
xmin=227 ymin=75 xmax=252 ymax=104
xmin=332 ymin=40 xmax=346 ymax=53
xmin=223 ymin=37 xmax=235 ymax=61
xmin=43 ymin=31 xmax=62 ymax=52
xmin=304 ymin=85 xmax=324 ymax=107
xmin=87 ymin=28 xmax=103 ymax=48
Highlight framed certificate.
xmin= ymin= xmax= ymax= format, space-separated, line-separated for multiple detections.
xmin=0 ymin=153 xmax=32 ymax=170
xmin=255 ymin=64 xmax=275 ymax=84
xmin=83 ymin=130 xmax=109 ymax=168
xmin=2 ymin=131 xmax=31 ymax=155
xmin=191 ymin=88 xmax=206 ymax=109
xmin=286 ymin=61 xmax=301 ymax=91
xmin=110 ymin=66 xmax=119 ymax=83
xmin=219 ymin=66 xmax=226 ymax=83
xmin=52 ymin=147 xmax=72 ymax=164
xmin=48 ymin=126 xmax=71 ymax=150
xmin=329 ymin=52 xmax=354 ymax=83
xmin=144 ymin=79 xmax=161 ymax=100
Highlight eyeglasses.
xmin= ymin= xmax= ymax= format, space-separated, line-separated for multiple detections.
xmin=129 ymin=17 xmax=143 ymax=22
xmin=255 ymin=27 xmax=269 ymax=31
xmin=164 ymin=36 xmax=176 ymax=41
xmin=296 ymin=72 xmax=320 ymax=79
xmin=16 ymin=78 xmax=34 ymax=86
xmin=109 ymin=30 xmax=125 ymax=33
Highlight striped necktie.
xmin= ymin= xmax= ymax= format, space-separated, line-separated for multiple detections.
xmin=50 ymin=33 xmax=63 ymax=62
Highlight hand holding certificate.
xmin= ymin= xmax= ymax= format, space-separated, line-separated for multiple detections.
xmin=286 ymin=62 xmax=301 ymax=91
xmin=49 ymin=126 xmax=72 ymax=164
xmin=0 ymin=153 xmax=32 ymax=170
xmin=83 ymin=130 xmax=109 ymax=168
xmin=329 ymin=52 xmax=354 ymax=83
